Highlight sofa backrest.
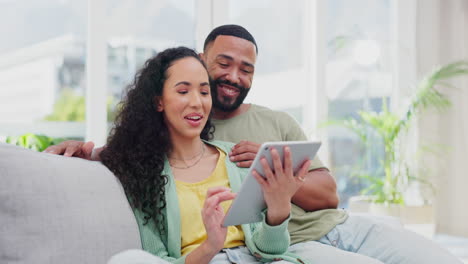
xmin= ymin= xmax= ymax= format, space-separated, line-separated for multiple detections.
xmin=0 ymin=143 xmax=141 ymax=264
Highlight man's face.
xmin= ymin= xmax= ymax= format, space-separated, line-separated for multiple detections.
xmin=202 ymin=35 xmax=256 ymax=112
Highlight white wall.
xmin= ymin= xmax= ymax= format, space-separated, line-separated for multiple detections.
xmin=416 ymin=0 xmax=468 ymax=237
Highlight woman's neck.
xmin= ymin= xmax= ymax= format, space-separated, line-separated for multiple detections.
xmin=169 ymin=137 xmax=205 ymax=160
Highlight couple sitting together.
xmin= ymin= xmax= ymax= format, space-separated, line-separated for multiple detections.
xmin=45 ymin=25 xmax=460 ymax=264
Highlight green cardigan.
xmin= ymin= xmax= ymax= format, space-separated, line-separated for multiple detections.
xmin=132 ymin=140 xmax=308 ymax=264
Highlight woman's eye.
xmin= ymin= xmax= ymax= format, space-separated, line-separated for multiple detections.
xmin=178 ymin=91 xmax=188 ymax=94
xmin=201 ymin=91 xmax=209 ymax=95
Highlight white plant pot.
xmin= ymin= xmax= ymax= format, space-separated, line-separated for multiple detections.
xmin=348 ymin=195 xmax=372 ymax=213
xmin=348 ymin=195 xmax=434 ymax=224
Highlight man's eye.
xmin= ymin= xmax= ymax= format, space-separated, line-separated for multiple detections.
xmin=219 ymin=63 xmax=228 ymax=67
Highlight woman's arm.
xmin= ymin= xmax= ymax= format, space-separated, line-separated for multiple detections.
xmin=249 ymin=211 xmax=292 ymax=255
xmin=133 ymin=209 xmax=187 ymax=264
xmin=249 ymin=146 xmax=311 ymax=254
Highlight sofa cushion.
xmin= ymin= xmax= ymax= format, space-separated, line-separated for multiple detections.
xmin=0 ymin=143 xmax=141 ymax=264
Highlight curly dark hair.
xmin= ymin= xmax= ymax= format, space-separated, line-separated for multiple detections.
xmin=100 ymin=47 xmax=214 ymax=232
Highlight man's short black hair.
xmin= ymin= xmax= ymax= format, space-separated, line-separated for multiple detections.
xmin=203 ymin=24 xmax=258 ymax=54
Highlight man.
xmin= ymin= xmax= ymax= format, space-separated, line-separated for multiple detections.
xmin=45 ymin=25 xmax=461 ymax=264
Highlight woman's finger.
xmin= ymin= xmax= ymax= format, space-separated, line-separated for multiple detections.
xmin=295 ymin=160 xmax=311 ymax=183
xmin=283 ymin=146 xmax=293 ymax=178
xmin=270 ymin=148 xmax=284 ymax=180
xmin=260 ymin=157 xmax=275 ymax=184
xmin=204 ymin=190 xmax=236 ymax=210
xmin=252 ymin=169 xmax=268 ymax=188
xmin=206 ymin=186 xmax=231 ymax=197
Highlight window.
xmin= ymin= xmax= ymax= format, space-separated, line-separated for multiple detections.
xmin=227 ymin=0 xmax=308 ymax=123
xmin=0 ymin=0 xmax=87 ymax=139
xmin=104 ymin=0 xmax=197 ymax=117
xmin=1 ymin=1 xmax=399 ymax=197
xmin=0 ymin=0 xmax=198 ymax=142
xmin=325 ymin=0 xmax=395 ymax=207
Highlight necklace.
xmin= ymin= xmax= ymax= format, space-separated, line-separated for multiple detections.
xmin=169 ymin=143 xmax=204 ymax=161
xmin=169 ymin=144 xmax=205 ymax=169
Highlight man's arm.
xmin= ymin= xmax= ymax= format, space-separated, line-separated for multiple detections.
xmin=281 ymin=111 xmax=340 ymax=211
xmin=291 ymin=168 xmax=339 ymax=211
xmin=43 ymin=140 xmax=103 ymax=161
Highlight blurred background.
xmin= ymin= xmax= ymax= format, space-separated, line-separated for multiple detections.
xmin=0 ymin=0 xmax=467 ymax=260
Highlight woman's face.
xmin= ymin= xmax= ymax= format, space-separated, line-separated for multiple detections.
xmin=157 ymin=57 xmax=212 ymax=141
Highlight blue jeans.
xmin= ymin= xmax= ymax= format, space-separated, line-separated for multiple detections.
xmin=317 ymin=214 xmax=462 ymax=264
xmin=108 ymin=244 xmax=382 ymax=264
xmin=108 ymin=215 xmax=461 ymax=264
xmin=107 ymin=247 xmax=289 ymax=264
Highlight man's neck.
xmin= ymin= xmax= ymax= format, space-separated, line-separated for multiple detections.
xmin=212 ymin=104 xmax=251 ymax=120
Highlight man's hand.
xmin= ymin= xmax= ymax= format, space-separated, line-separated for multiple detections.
xmin=229 ymin=140 xmax=260 ymax=168
xmin=43 ymin=140 xmax=99 ymax=161
xmin=291 ymin=168 xmax=339 ymax=211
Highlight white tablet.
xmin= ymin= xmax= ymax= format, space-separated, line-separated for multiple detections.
xmin=223 ymin=141 xmax=321 ymax=227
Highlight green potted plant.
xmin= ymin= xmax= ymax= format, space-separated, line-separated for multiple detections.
xmin=328 ymin=61 xmax=468 ymax=221
xmin=6 ymin=133 xmax=68 ymax=152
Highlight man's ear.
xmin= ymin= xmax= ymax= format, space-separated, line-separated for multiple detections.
xmin=155 ymin=97 xmax=163 ymax=112
xmin=199 ymin=52 xmax=206 ymax=63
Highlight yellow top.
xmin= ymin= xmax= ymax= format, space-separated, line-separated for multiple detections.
xmin=175 ymin=147 xmax=245 ymax=256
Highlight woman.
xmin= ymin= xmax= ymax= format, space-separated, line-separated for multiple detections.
xmin=100 ymin=47 xmax=311 ymax=264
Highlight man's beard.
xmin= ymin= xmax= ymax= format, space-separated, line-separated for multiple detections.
xmin=211 ymin=79 xmax=250 ymax=112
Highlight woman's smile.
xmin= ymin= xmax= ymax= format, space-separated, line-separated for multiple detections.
xmin=184 ymin=112 xmax=204 ymax=127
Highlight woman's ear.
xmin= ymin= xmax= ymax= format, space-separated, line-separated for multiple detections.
xmin=155 ymin=97 xmax=163 ymax=112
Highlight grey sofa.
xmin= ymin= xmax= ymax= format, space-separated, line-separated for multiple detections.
xmin=1 ymin=142 xmax=409 ymax=264
xmin=0 ymin=143 xmax=141 ymax=264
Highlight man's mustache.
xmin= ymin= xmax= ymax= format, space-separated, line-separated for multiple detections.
xmin=213 ymin=79 xmax=246 ymax=91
